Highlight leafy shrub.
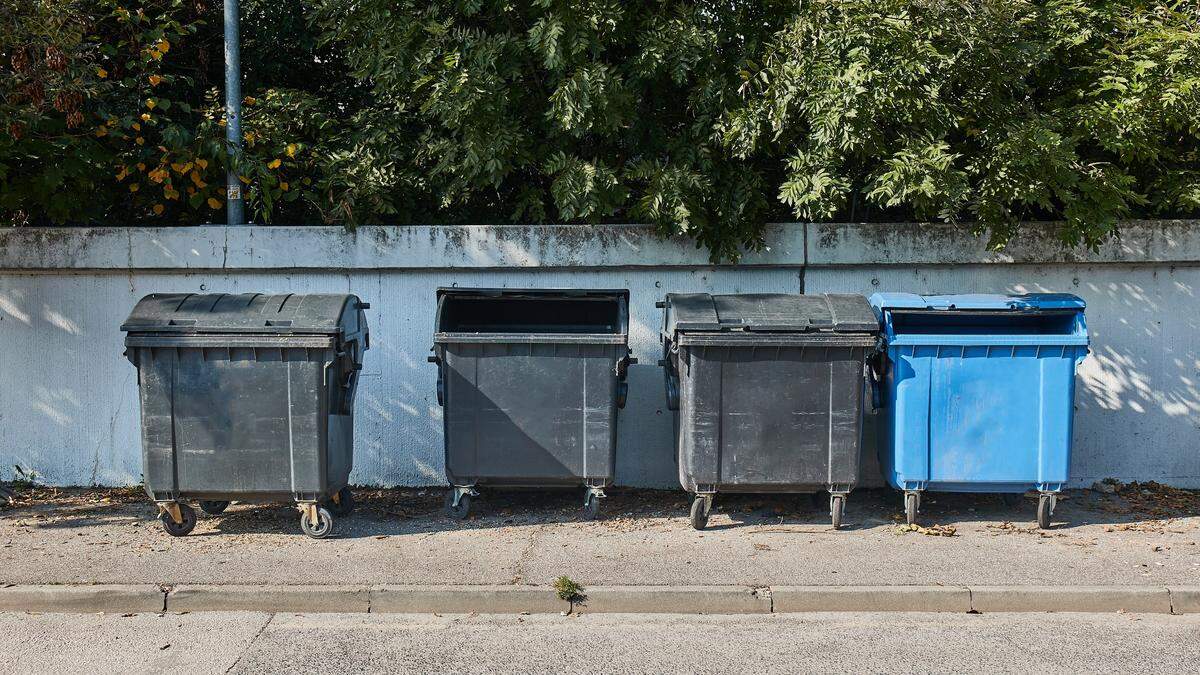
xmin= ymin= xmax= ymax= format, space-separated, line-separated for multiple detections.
xmin=3 ymin=0 xmax=1198 ymax=260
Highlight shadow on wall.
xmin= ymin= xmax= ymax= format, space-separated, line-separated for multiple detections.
xmin=0 ymin=282 xmax=139 ymax=486
xmin=809 ymin=264 xmax=1200 ymax=488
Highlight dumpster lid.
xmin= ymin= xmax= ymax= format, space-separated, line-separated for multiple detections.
xmin=870 ymin=293 xmax=1085 ymax=313
xmin=664 ymin=293 xmax=878 ymax=334
xmin=434 ymin=287 xmax=629 ymax=342
xmin=121 ymin=293 xmax=364 ymax=335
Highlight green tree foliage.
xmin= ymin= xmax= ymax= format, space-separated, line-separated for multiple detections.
xmin=726 ymin=0 xmax=1200 ymax=248
xmin=2 ymin=0 xmax=1199 ymax=259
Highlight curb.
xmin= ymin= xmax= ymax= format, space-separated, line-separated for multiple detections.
xmin=0 ymin=584 xmax=1194 ymax=615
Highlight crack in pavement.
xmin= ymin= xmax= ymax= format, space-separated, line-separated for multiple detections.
xmin=224 ymin=612 xmax=274 ymax=674
xmin=511 ymin=524 xmax=547 ymax=585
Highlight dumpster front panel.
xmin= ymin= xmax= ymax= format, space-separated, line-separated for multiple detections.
xmin=675 ymin=343 xmax=867 ymax=493
xmin=442 ymin=342 xmax=621 ymax=487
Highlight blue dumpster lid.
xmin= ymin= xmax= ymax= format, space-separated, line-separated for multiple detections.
xmin=663 ymin=293 xmax=878 ymax=334
xmin=121 ymin=293 xmax=367 ymax=336
xmin=869 ymin=293 xmax=1085 ymax=313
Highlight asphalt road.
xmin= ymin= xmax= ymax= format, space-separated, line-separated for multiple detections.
xmin=2 ymin=611 xmax=1198 ymax=674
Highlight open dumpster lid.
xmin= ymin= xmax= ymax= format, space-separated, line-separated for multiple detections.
xmin=121 ymin=293 xmax=364 ymax=336
xmin=434 ymin=287 xmax=629 ymax=343
xmin=664 ymin=293 xmax=878 ymax=334
xmin=870 ymin=293 xmax=1085 ymax=313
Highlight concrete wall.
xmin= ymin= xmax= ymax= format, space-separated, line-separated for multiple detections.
xmin=2 ymin=222 xmax=1198 ymax=488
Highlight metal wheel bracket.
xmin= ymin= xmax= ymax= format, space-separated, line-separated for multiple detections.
xmin=299 ymin=502 xmax=320 ymax=524
xmin=828 ymin=491 xmax=848 ymax=514
xmin=585 ymin=487 xmax=606 ymax=506
xmin=451 ymin=486 xmax=478 ymax=508
xmin=159 ymin=502 xmax=184 ymax=525
xmin=698 ymin=493 xmax=714 ymax=515
xmin=1040 ymin=492 xmax=1058 ymax=514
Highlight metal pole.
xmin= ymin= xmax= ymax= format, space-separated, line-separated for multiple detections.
xmin=223 ymin=0 xmax=245 ymax=225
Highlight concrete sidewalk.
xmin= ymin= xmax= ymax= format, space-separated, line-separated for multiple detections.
xmin=1 ymin=484 xmax=1197 ymax=613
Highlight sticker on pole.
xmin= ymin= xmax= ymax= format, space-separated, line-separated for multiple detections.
xmin=227 ymin=185 xmax=241 ymax=200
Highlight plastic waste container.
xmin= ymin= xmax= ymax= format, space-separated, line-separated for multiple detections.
xmin=869 ymin=293 xmax=1089 ymax=529
xmin=659 ymin=293 xmax=880 ymax=530
xmin=122 ymin=293 xmax=369 ymax=539
xmin=429 ymin=288 xmax=635 ymax=520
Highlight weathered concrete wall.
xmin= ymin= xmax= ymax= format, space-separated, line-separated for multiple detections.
xmin=2 ymin=223 xmax=1198 ymax=489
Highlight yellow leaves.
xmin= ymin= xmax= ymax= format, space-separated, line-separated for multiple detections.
xmin=131 ymin=122 xmax=141 ymax=131
xmin=243 ymin=96 xmax=257 ymax=106
xmin=239 ymin=175 xmax=251 ymax=184
xmin=243 ymin=131 xmax=256 ymax=146
xmin=145 ymin=99 xmax=156 ymax=110
xmin=189 ymin=171 xmax=207 ymax=188
xmin=267 ymin=158 xmax=282 ymax=169
xmin=895 ymin=523 xmax=957 ymax=537
xmin=206 ymin=197 xmax=221 ymax=209
xmin=218 ymin=118 xmax=227 ymax=128
xmin=148 ymin=75 xmax=162 ymax=86
xmin=286 ymin=143 xmax=298 ymax=158
xmin=95 ymin=126 xmax=108 ymax=137
xmin=148 ymin=167 xmax=169 ymax=184
xmin=163 ymin=186 xmax=180 ymax=201
xmin=135 ymin=136 xmax=145 ymax=145
xmin=279 ymin=181 xmax=289 ymax=192
xmin=136 ymin=162 xmax=146 ymax=171
xmin=116 ymin=167 xmax=129 ymax=181
xmin=129 ymin=183 xmax=140 ymax=193
xmin=195 ymin=159 xmax=208 ymax=170
xmin=140 ymin=113 xmax=151 ymax=122
xmin=171 ymin=162 xmax=192 ymax=175
xmin=186 ymin=186 xmax=196 ymax=195
xmin=152 ymin=204 xmax=164 ymax=215
xmin=106 ymin=117 xmax=118 ymax=127
xmin=97 ymin=68 xmax=108 ymax=79
xmin=157 ymin=39 xmax=170 ymax=53
xmin=301 ymin=177 xmax=311 ymax=186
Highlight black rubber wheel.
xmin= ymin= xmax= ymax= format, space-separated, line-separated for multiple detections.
xmin=160 ymin=503 xmax=196 ymax=537
xmin=1037 ymin=495 xmax=1053 ymax=530
xmin=198 ymin=500 xmax=230 ymax=516
xmin=445 ymin=491 xmax=471 ymax=520
xmin=904 ymin=492 xmax=919 ymax=525
xmin=582 ymin=493 xmax=600 ymax=520
xmin=1001 ymin=493 xmax=1024 ymax=508
xmin=328 ymin=487 xmax=354 ymax=517
xmin=689 ymin=496 xmax=710 ymax=530
xmin=300 ymin=506 xmax=335 ymax=539
xmin=830 ymin=495 xmax=845 ymax=530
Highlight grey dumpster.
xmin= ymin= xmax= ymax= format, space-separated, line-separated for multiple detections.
xmin=659 ymin=293 xmax=879 ymax=529
xmin=122 ymin=293 xmax=369 ymax=539
xmin=429 ymin=288 xmax=634 ymax=520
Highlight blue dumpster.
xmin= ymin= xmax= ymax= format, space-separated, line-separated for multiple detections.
xmin=869 ymin=293 xmax=1089 ymax=529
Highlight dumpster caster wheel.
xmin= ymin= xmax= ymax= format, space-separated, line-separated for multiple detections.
xmin=328 ymin=487 xmax=354 ymax=517
xmin=1001 ymin=493 xmax=1024 ymax=508
xmin=300 ymin=506 xmax=335 ymax=539
xmin=199 ymin=500 xmax=230 ymax=516
xmin=1037 ymin=494 xmax=1055 ymax=530
xmin=689 ymin=496 xmax=710 ymax=530
xmin=160 ymin=503 xmax=196 ymax=537
xmin=445 ymin=491 xmax=471 ymax=520
xmin=583 ymin=493 xmax=601 ymax=521
xmin=904 ymin=492 xmax=920 ymax=525
xmin=830 ymin=494 xmax=846 ymax=530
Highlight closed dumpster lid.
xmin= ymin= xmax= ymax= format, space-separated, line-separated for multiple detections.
xmin=664 ymin=293 xmax=878 ymax=334
xmin=121 ymin=293 xmax=365 ymax=335
xmin=870 ymin=292 xmax=1085 ymax=313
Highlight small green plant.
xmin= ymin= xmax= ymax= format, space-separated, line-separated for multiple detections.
xmin=11 ymin=465 xmax=40 ymax=489
xmin=553 ymin=575 xmax=584 ymax=603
